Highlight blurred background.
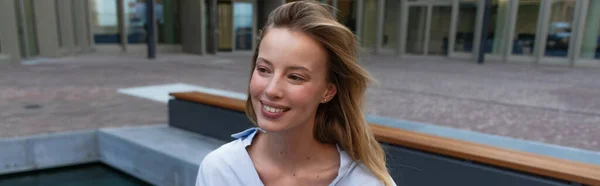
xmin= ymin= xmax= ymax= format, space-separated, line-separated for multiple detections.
xmin=1 ymin=0 xmax=600 ymax=185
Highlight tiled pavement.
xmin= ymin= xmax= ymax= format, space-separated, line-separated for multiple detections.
xmin=1 ymin=52 xmax=599 ymax=152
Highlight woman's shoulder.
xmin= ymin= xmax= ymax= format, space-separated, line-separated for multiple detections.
xmin=201 ymin=128 xmax=258 ymax=166
xmin=338 ymin=162 xmax=389 ymax=186
xmin=336 ymin=149 xmax=396 ymax=186
xmin=201 ymin=139 xmax=242 ymax=165
xmin=200 ymin=127 xmax=259 ymax=168
xmin=196 ymin=128 xmax=260 ymax=186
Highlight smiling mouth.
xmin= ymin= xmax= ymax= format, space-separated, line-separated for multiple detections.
xmin=260 ymin=101 xmax=290 ymax=113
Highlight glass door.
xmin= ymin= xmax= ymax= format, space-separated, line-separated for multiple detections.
xmin=454 ymin=0 xmax=478 ymax=54
xmin=405 ymin=3 xmax=452 ymax=56
xmin=543 ymin=0 xmax=576 ymax=58
xmin=429 ymin=5 xmax=452 ymax=55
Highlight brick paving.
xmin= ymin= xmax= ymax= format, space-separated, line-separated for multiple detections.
xmin=1 ymin=52 xmax=599 ymax=152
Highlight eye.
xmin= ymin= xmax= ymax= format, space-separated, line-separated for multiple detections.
xmin=256 ymin=66 xmax=270 ymax=74
xmin=288 ymin=74 xmax=306 ymax=81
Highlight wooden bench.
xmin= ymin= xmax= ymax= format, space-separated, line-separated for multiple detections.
xmin=169 ymin=91 xmax=600 ymax=186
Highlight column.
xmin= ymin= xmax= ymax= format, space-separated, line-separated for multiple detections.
xmin=33 ymin=0 xmax=61 ymax=57
xmin=361 ymin=0 xmax=378 ymax=48
xmin=398 ymin=0 xmax=408 ymax=55
xmin=57 ymin=0 xmax=76 ymax=53
xmin=374 ymin=0 xmax=385 ymax=53
xmin=180 ymin=0 xmax=205 ymax=54
xmin=0 ymin=0 xmax=21 ymax=63
xmin=116 ymin=0 xmax=127 ymax=51
xmin=86 ymin=0 xmax=95 ymax=49
xmin=73 ymin=0 xmax=91 ymax=52
xmin=492 ymin=0 xmax=508 ymax=54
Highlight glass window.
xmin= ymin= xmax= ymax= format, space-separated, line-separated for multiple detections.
xmin=511 ymin=0 xmax=540 ymax=56
xmin=91 ymin=0 xmax=119 ymax=44
xmin=157 ymin=0 xmax=180 ymax=44
xmin=233 ymin=2 xmax=253 ymax=50
xmin=485 ymin=0 xmax=509 ymax=54
xmin=454 ymin=0 xmax=477 ymax=53
xmin=544 ymin=0 xmax=575 ymax=57
xmin=579 ymin=0 xmax=600 ymax=60
xmin=361 ymin=0 xmax=377 ymax=48
xmin=382 ymin=0 xmax=399 ymax=49
xmin=123 ymin=0 xmax=180 ymax=44
xmin=126 ymin=0 xmax=147 ymax=44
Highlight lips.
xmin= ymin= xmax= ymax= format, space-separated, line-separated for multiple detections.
xmin=260 ymin=101 xmax=290 ymax=119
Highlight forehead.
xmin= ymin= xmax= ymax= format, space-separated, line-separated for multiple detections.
xmin=257 ymin=28 xmax=328 ymax=70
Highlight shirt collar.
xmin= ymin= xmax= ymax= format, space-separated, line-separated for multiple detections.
xmin=231 ymin=127 xmax=263 ymax=147
xmin=230 ymin=127 xmax=355 ymax=185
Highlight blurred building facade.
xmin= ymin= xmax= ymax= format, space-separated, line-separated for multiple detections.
xmin=1 ymin=0 xmax=599 ymax=67
xmin=0 ymin=0 xmax=93 ymax=64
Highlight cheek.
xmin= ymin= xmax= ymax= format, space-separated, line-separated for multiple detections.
xmin=249 ymin=72 xmax=266 ymax=97
xmin=289 ymin=85 xmax=321 ymax=106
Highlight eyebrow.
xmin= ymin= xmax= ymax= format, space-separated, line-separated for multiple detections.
xmin=257 ymin=57 xmax=312 ymax=73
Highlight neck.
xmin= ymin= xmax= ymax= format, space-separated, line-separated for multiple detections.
xmin=259 ymin=121 xmax=336 ymax=170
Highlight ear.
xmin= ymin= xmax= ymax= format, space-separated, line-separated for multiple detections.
xmin=321 ymin=83 xmax=337 ymax=103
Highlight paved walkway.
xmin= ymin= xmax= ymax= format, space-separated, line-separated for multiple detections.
xmin=1 ymin=52 xmax=599 ymax=152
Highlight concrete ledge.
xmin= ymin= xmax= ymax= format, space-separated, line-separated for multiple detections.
xmin=98 ymin=125 xmax=225 ymax=186
xmin=0 ymin=130 xmax=98 ymax=175
xmin=0 ymin=125 xmax=226 ymax=186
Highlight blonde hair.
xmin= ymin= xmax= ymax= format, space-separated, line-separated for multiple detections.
xmin=244 ymin=1 xmax=392 ymax=186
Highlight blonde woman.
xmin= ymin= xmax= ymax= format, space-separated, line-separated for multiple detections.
xmin=196 ymin=1 xmax=395 ymax=186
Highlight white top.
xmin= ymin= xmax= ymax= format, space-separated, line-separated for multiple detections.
xmin=195 ymin=128 xmax=395 ymax=186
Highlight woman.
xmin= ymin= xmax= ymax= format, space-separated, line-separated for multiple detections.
xmin=196 ymin=1 xmax=395 ymax=186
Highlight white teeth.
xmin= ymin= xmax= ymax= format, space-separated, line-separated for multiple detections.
xmin=263 ymin=105 xmax=284 ymax=113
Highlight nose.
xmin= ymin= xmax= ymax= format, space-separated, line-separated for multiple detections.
xmin=264 ymin=76 xmax=284 ymax=100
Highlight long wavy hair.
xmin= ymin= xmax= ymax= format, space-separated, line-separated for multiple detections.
xmin=244 ymin=1 xmax=392 ymax=185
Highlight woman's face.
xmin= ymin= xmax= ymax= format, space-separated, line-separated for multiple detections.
xmin=250 ymin=27 xmax=336 ymax=133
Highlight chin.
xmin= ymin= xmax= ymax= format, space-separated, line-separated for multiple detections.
xmin=255 ymin=117 xmax=288 ymax=133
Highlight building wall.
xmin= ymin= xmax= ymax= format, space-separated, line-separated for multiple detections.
xmin=57 ymin=0 xmax=76 ymax=54
xmin=257 ymin=0 xmax=284 ymax=30
xmin=361 ymin=0 xmax=377 ymax=48
xmin=0 ymin=0 xmax=21 ymax=63
xmin=180 ymin=0 xmax=205 ymax=54
xmin=33 ymin=0 xmax=61 ymax=57
xmin=0 ymin=0 xmax=95 ymax=63
xmin=73 ymin=0 xmax=92 ymax=52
